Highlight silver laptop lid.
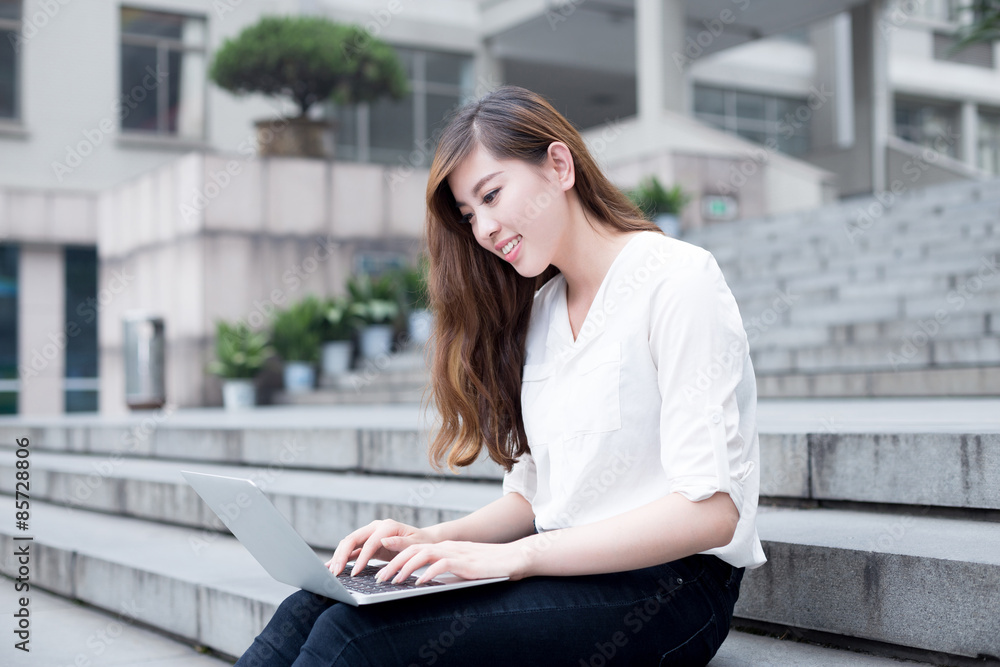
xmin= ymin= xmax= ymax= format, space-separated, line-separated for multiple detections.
xmin=181 ymin=470 xmax=359 ymax=605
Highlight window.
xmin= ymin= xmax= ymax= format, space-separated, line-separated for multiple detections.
xmin=0 ymin=244 xmax=17 ymax=414
xmin=64 ymin=247 xmax=98 ymax=412
xmin=894 ymin=97 xmax=960 ymax=158
xmin=329 ymin=47 xmax=474 ymax=165
xmin=933 ymin=32 xmax=995 ymax=68
xmin=693 ymin=85 xmax=811 ymax=156
xmin=120 ymin=6 xmax=206 ymax=139
xmin=0 ymin=0 xmax=20 ymax=120
xmin=979 ymin=110 xmax=1000 ymax=175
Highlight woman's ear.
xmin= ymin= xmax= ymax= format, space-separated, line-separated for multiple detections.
xmin=546 ymin=142 xmax=576 ymax=192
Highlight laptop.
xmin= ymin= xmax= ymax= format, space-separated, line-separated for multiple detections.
xmin=180 ymin=470 xmax=509 ymax=606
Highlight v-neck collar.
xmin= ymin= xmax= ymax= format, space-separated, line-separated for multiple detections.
xmin=553 ymin=231 xmax=651 ymax=349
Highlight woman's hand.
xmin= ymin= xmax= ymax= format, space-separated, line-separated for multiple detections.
xmin=324 ymin=519 xmax=436 ymax=577
xmin=372 ymin=539 xmax=531 ymax=586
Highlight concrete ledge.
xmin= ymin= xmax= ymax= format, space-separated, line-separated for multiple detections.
xmin=810 ymin=433 xmax=1000 ymax=509
xmin=3 ymin=499 xmax=986 ymax=662
xmin=0 ymin=452 xmax=500 ymax=551
xmin=756 ymin=365 xmax=1000 ymax=397
xmin=0 ymin=499 xmax=293 ymax=658
xmin=738 ymin=507 xmax=1000 ymax=660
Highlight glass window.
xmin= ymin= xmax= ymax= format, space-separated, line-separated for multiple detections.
xmin=64 ymin=247 xmax=98 ymax=412
xmin=0 ymin=0 xmax=20 ymax=120
xmin=0 ymin=244 xmax=17 ymax=415
xmin=735 ymin=91 xmax=765 ymax=119
xmin=894 ymin=97 xmax=960 ymax=158
xmin=932 ymin=32 xmax=994 ymax=68
xmin=425 ymin=51 xmax=466 ymax=86
xmin=330 ymin=47 xmax=474 ymax=166
xmin=978 ymin=110 xmax=1000 ymax=176
xmin=694 ymin=86 xmax=725 ymax=117
xmin=120 ymin=7 xmax=206 ymax=139
xmin=425 ymin=92 xmax=462 ymax=145
xmin=693 ymin=85 xmax=810 ymax=156
xmin=369 ymin=94 xmax=415 ymax=163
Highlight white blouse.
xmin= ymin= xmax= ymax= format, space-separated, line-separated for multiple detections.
xmin=503 ymin=230 xmax=767 ymax=569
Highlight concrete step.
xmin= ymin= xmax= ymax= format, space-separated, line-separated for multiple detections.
xmin=710 ymin=628 xmax=940 ymax=666
xmin=738 ymin=506 xmax=1000 ymax=661
xmin=830 ymin=312 xmax=991 ymax=345
xmin=0 ymin=404 xmax=505 ymax=479
xmin=756 ymin=364 xmax=1000 ymax=397
xmin=0 ymin=576 xmax=233 ymax=666
xmin=760 ymin=336 xmax=1000 ymax=373
xmin=8 ymin=431 xmax=999 ymax=555
xmin=2 ymin=498 xmax=990 ymax=662
xmin=3 ymin=399 xmax=1000 ymax=510
xmin=0 ymin=450 xmax=500 ymax=551
xmin=275 ymin=384 xmax=429 ymax=405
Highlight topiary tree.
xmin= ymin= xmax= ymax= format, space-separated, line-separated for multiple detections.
xmin=208 ymin=15 xmax=409 ymax=119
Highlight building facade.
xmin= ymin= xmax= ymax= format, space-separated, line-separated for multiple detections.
xmin=0 ymin=0 xmax=997 ymax=414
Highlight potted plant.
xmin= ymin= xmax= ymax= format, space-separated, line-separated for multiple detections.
xmin=347 ymin=272 xmax=401 ymax=360
xmin=208 ymin=15 xmax=409 ymax=158
xmin=398 ymin=256 xmax=432 ymax=346
xmin=626 ymin=176 xmax=691 ymax=237
xmin=270 ymin=295 xmax=324 ymax=393
xmin=319 ymin=294 xmax=362 ymax=379
xmin=207 ymin=320 xmax=272 ymax=410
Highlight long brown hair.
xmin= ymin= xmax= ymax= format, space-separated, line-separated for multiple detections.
xmin=422 ymin=85 xmax=663 ymax=474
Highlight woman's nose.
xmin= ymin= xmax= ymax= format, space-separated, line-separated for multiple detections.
xmin=476 ymin=215 xmax=501 ymax=244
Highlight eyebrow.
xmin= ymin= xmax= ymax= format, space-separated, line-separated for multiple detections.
xmin=454 ymin=171 xmax=503 ymax=207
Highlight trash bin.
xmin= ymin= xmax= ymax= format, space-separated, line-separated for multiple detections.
xmin=123 ymin=311 xmax=166 ymax=409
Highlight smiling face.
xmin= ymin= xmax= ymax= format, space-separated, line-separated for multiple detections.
xmin=446 ymin=142 xmax=576 ymax=278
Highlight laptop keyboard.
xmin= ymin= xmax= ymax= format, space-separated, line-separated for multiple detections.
xmin=337 ymin=564 xmax=447 ymax=594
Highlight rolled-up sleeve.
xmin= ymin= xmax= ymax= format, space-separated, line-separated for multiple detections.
xmin=502 ymin=450 xmax=537 ymax=503
xmin=648 ymin=249 xmax=753 ymax=515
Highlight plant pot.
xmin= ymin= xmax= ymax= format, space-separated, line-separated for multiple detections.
xmin=283 ymin=361 xmax=316 ymax=394
xmin=254 ymin=117 xmax=336 ymax=158
xmin=222 ymin=378 xmax=256 ymax=411
xmin=321 ymin=340 xmax=354 ymax=377
xmin=407 ymin=309 xmax=433 ymax=346
xmin=654 ymin=213 xmax=680 ymax=237
xmin=359 ymin=324 xmax=394 ymax=360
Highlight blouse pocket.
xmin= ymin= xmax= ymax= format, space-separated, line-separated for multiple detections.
xmin=563 ymin=342 xmax=623 ymax=438
xmin=521 ymin=361 xmax=557 ymax=445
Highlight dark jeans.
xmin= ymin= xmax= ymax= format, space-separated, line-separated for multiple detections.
xmin=235 ymin=550 xmax=743 ymax=667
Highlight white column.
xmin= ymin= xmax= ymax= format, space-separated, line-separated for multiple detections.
xmin=960 ymin=101 xmax=978 ymax=168
xmin=636 ymin=0 xmax=687 ymax=125
xmin=810 ymin=12 xmax=855 ymax=152
xmin=473 ymin=39 xmax=503 ymax=100
xmin=17 ymin=244 xmax=65 ymax=415
xmin=850 ymin=0 xmax=890 ymax=193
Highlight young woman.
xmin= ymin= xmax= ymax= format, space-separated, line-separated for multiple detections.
xmin=234 ymin=85 xmax=766 ymax=667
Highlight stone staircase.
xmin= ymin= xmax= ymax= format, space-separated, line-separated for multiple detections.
xmin=1 ymin=400 xmax=997 ymax=665
xmin=277 ymin=177 xmax=1000 ymax=407
xmin=683 ymin=177 xmax=1000 ymax=398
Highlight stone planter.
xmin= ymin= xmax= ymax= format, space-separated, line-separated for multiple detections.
xmin=359 ymin=324 xmax=394 ymax=360
xmin=254 ymin=117 xmax=336 ymax=158
xmin=222 ymin=378 xmax=256 ymax=411
xmin=407 ymin=309 xmax=433 ymax=346
xmin=321 ymin=340 xmax=354 ymax=378
xmin=283 ymin=361 xmax=316 ymax=394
